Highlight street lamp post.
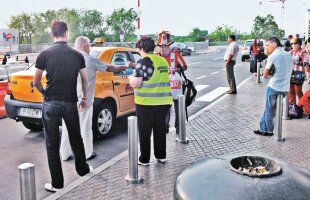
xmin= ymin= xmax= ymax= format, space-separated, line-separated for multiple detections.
xmin=259 ymin=0 xmax=286 ymax=30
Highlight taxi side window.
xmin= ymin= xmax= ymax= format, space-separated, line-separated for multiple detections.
xmin=131 ymin=52 xmax=142 ymax=63
xmin=111 ymin=52 xmax=130 ymax=66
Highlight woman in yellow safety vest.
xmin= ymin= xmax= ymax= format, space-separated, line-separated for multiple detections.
xmin=129 ymin=36 xmax=173 ymax=165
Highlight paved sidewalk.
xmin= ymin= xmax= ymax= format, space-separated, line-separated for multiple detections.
xmin=46 ymin=76 xmax=310 ymax=200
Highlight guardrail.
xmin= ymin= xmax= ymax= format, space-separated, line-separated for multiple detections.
xmin=209 ymin=40 xmax=245 ymax=46
xmin=17 ymin=42 xmax=209 ymax=54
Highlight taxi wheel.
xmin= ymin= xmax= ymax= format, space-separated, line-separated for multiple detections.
xmin=92 ymin=103 xmax=115 ymax=139
xmin=22 ymin=122 xmax=43 ymax=132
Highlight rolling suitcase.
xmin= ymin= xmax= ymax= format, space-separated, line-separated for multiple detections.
xmin=250 ymin=58 xmax=255 ymax=73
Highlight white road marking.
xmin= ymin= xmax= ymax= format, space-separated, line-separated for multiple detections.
xmin=196 ymin=87 xmax=229 ymax=102
xmin=188 ymin=62 xmax=202 ymax=66
xmin=222 ymin=68 xmax=226 ymax=71
xmin=195 ymin=85 xmax=210 ymax=92
xmin=213 ymin=57 xmax=223 ymax=61
xmin=196 ymin=75 xmax=206 ymax=80
xmin=211 ymin=71 xmax=219 ymax=75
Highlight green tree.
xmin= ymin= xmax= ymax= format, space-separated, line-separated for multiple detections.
xmin=56 ymin=8 xmax=80 ymax=43
xmin=172 ymin=35 xmax=190 ymax=42
xmin=188 ymin=28 xmax=206 ymax=42
xmin=239 ymin=33 xmax=254 ymax=41
xmin=79 ymin=9 xmax=106 ymax=41
xmin=31 ymin=13 xmax=51 ymax=44
xmin=7 ymin=12 xmax=36 ymax=44
xmin=105 ymin=8 xmax=137 ymax=42
xmin=251 ymin=14 xmax=284 ymax=39
xmin=208 ymin=25 xmax=240 ymax=42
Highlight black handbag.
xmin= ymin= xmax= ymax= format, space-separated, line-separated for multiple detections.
xmin=269 ymin=64 xmax=275 ymax=75
xmin=257 ymin=52 xmax=267 ymax=62
xmin=290 ymin=70 xmax=305 ymax=85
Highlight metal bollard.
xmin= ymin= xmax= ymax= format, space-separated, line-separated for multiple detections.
xmin=176 ymin=95 xmax=189 ymax=144
xmin=283 ymin=95 xmax=291 ymax=120
xmin=257 ymin=62 xmax=261 ymax=83
xmin=275 ymin=94 xmax=285 ymax=142
xmin=19 ymin=163 xmax=36 ymax=200
xmin=125 ymin=116 xmax=143 ymax=184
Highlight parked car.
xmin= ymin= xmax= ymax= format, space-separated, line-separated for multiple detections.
xmin=241 ymin=39 xmax=265 ymax=62
xmin=170 ymin=43 xmax=192 ymax=56
xmin=4 ymin=47 xmax=141 ymax=138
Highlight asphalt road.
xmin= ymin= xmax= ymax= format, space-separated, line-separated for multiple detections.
xmin=0 ymin=47 xmax=253 ymax=200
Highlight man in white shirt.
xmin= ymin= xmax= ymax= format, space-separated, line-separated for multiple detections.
xmin=254 ymin=37 xmax=293 ymax=136
xmin=60 ymin=36 xmax=128 ymax=161
xmin=224 ymin=35 xmax=239 ymax=94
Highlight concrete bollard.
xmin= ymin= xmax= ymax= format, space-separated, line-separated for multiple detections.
xmin=283 ymin=95 xmax=291 ymax=120
xmin=275 ymin=94 xmax=285 ymax=142
xmin=125 ymin=116 xmax=143 ymax=184
xmin=19 ymin=163 xmax=36 ymax=200
xmin=176 ymin=95 xmax=189 ymax=144
xmin=257 ymin=62 xmax=261 ymax=83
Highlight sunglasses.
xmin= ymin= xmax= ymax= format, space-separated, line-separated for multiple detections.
xmin=291 ymin=43 xmax=300 ymax=45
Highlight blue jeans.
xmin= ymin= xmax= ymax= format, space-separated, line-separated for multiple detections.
xmin=42 ymin=101 xmax=90 ymax=189
xmin=259 ymin=87 xmax=287 ymax=133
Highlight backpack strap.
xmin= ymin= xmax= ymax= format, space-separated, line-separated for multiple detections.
xmin=178 ymin=65 xmax=188 ymax=81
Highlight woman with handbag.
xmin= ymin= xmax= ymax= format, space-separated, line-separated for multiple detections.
xmin=289 ymin=38 xmax=308 ymax=104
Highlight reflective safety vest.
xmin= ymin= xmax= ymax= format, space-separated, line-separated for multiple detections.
xmin=134 ymin=54 xmax=173 ymax=105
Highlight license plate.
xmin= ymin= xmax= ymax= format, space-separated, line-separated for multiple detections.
xmin=19 ymin=108 xmax=42 ymax=119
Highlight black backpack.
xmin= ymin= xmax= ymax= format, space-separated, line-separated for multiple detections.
xmin=178 ymin=67 xmax=197 ymax=120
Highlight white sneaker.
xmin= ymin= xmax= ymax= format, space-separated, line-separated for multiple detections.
xmin=138 ymin=160 xmax=149 ymax=166
xmin=157 ymin=159 xmax=166 ymax=163
xmin=44 ymin=183 xmax=62 ymax=192
xmin=89 ymin=165 xmax=94 ymax=173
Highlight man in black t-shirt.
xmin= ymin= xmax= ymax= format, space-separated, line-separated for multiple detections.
xmin=33 ymin=20 xmax=92 ymax=192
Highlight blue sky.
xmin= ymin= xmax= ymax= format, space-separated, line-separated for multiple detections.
xmin=0 ymin=0 xmax=309 ymax=36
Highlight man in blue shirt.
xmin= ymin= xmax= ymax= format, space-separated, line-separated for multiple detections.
xmin=254 ymin=37 xmax=293 ymax=136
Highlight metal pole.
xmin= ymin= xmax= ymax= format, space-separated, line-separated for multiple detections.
xmin=176 ymin=95 xmax=189 ymax=144
xmin=19 ymin=163 xmax=36 ymax=200
xmin=137 ymin=0 xmax=141 ymax=39
xmin=125 ymin=116 xmax=143 ymax=184
xmin=257 ymin=61 xmax=261 ymax=83
xmin=275 ymin=94 xmax=285 ymax=142
xmin=283 ymin=95 xmax=291 ymax=120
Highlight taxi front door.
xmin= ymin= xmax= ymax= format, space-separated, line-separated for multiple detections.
xmin=111 ymin=51 xmax=135 ymax=112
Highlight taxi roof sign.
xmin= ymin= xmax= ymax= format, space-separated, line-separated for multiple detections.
xmin=94 ymin=37 xmax=104 ymax=43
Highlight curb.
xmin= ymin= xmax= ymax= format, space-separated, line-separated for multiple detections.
xmin=45 ymin=74 xmax=254 ymax=200
xmin=44 ymin=151 xmax=128 ymax=200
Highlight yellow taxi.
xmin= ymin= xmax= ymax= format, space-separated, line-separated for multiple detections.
xmin=4 ymin=47 xmax=141 ymax=138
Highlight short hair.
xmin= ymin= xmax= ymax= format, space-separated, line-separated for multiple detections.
xmin=307 ymin=37 xmax=310 ymax=43
xmin=75 ymin=36 xmax=90 ymax=50
xmin=229 ymin=35 xmax=236 ymax=41
xmin=51 ymin=20 xmax=68 ymax=38
xmin=288 ymin=35 xmax=293 ymax=39
xmin=266 ymin=37 xmax=281 ymax=47
xmin=136 ymin=36 xmax=156 ymax=53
